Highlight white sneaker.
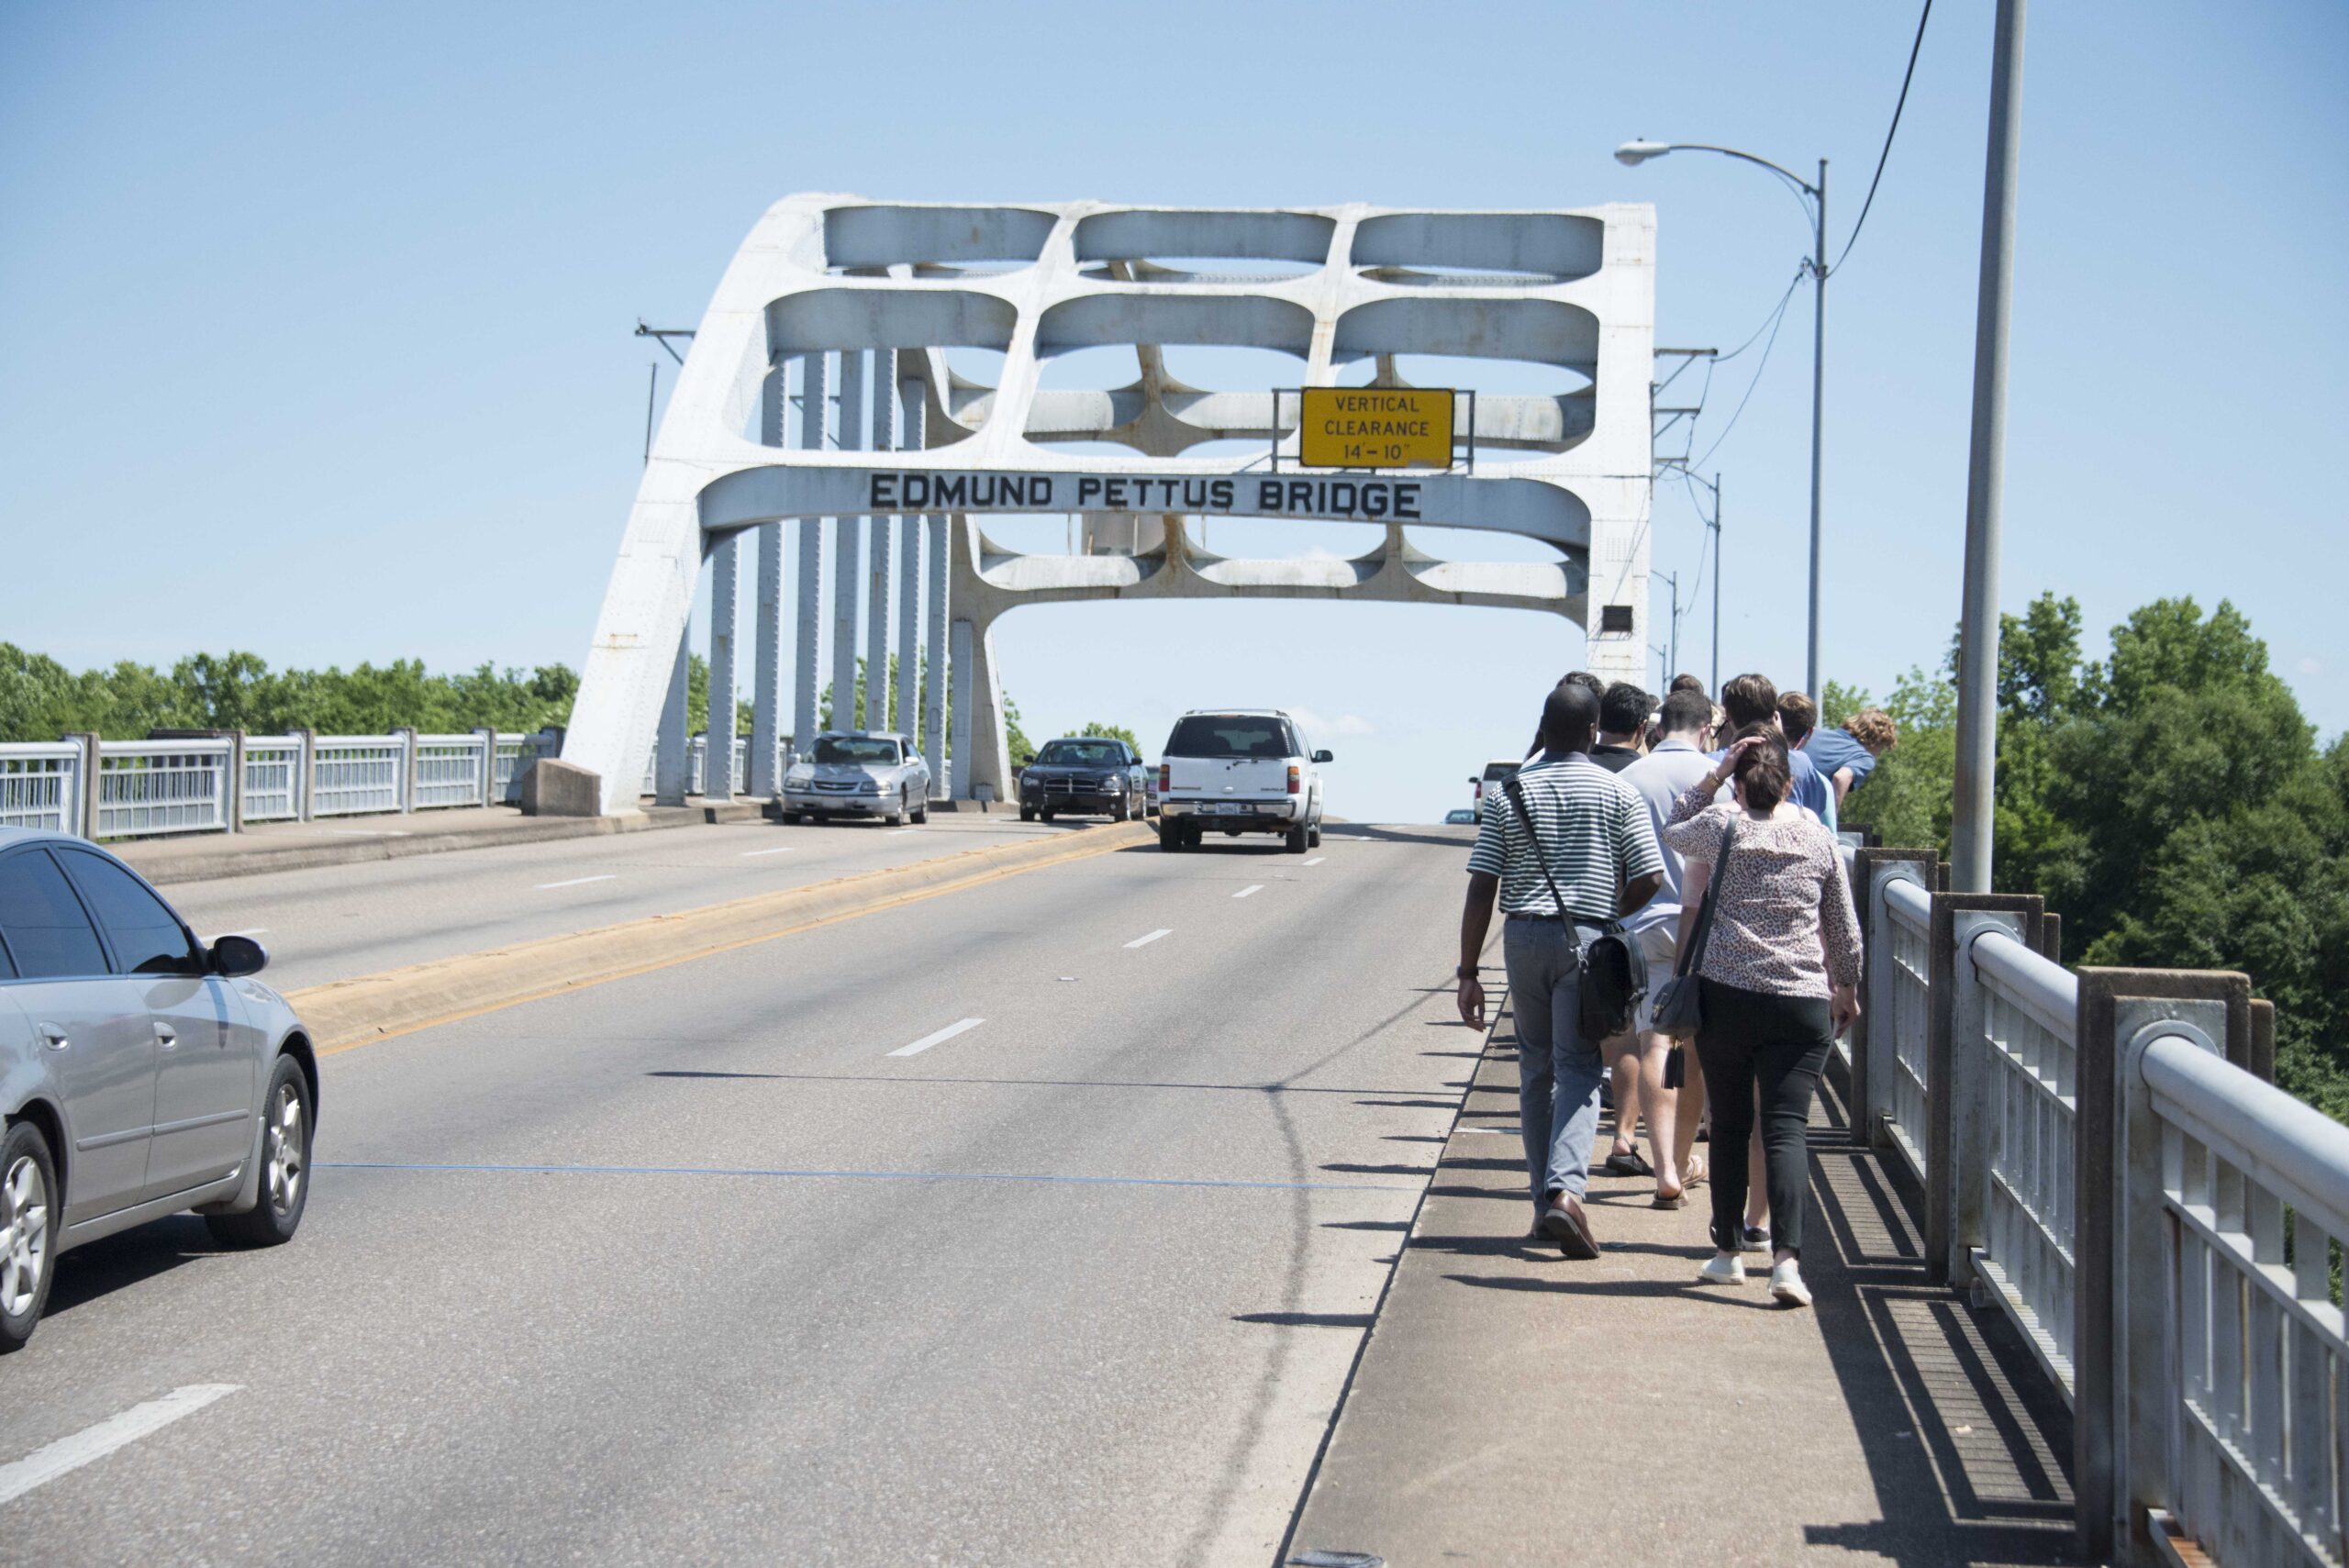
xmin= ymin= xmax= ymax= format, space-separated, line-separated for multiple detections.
xmin=1769 ymin=1259 xmax=1812 ymax=1307
xmin=1698 ymin=1252 xmax=1746 ymax=1286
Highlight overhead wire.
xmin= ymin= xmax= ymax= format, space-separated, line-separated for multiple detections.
xmin=1690 ymin=265 xmax=1803 ymax=469
xmin=1834 ymin=0 xmax=1933 ymax=272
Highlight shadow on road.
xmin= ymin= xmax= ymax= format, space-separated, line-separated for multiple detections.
xmin=43 ymin=1214 xmax=228 ymax=1320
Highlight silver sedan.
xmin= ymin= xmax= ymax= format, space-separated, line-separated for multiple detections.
xmin=0 ymin=827 xmax=317 ymax=1351
xmin=780 ymin=731 xmax=933 ymax=825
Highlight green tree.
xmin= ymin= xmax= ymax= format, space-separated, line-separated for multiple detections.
xmin=1076 ymin=720 xmax=1141 ymax=752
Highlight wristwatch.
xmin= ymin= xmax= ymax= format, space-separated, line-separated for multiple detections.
xmin=1456 ymin=964 xmax=1479 ymax=980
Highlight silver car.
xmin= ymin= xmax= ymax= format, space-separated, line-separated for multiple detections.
xmin=0 ymin=828 xmax=317 ymax=1352
xmin=780 ymin=731 xmax=933 ymax=825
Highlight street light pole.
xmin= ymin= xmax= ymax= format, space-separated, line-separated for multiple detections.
xmin=1710 ymin=473 xmax=1723 ymax=695
xmin=1616 ymin=139 xmax=1827 ymax=695
xmin=1806 ymin=160 xmax=1828 ymax=698
xmin=1949 ymin=0 xmax=2028 ymax=895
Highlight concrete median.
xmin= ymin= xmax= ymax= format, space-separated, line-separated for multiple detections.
xmin=288 ymin=820 xmax=1154 ymax=1052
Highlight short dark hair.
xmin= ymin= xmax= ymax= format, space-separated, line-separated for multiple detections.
xmin=1599 ymin=682 xmax=1650 ymax=736
xmin=1558 ymin=671 xmax=1607 ymax=700
xmin=1720 ymin=673 xmax=1779 ymax=729
xmin=1728 ymin=722 xmax=1792 ymax=811
xmin=1668 ymin=673 xmax=1706 ymax=697
xmin=1539 ymin=682 xmax=1600 ymax=752
xmin=1659 ymin=688 xmax=1712 ymax=736
xmin=1776 ymin=691 xmax=1818 ymax=744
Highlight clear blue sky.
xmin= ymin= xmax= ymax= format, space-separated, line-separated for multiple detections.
xmin=6 ymin=2 xmax=2343 ymax=821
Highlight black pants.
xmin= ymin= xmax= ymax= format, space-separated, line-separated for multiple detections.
xmin=1693 ymin=977 xmax=1835 ymax=1256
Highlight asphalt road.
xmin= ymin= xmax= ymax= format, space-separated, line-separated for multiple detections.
xmin=1 ymin=822 xmax=1484 ymax=1566
xmin=163 ymin=814 xmax=1093 ymax=991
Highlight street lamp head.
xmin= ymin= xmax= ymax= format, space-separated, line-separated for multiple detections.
xmin=1614 ymin=139 xmax=1672 ymax=166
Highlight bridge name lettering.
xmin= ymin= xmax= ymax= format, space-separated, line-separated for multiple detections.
xmin=865 ymin=472 xmax=1421 ymax=521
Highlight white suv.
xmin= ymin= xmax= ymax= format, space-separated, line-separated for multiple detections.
xmin=1156 ymin=710 xmax=1329 ymax=854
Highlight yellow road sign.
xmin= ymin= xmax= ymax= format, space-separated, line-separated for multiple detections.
xmin=1297 ymin=387 xmax=1454 ymax=470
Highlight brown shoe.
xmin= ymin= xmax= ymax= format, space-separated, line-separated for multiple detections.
xmin=1540 ymin=1194 xmax=1601 ymax=1259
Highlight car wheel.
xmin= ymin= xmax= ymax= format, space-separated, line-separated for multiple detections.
xmin=1158 ymin=819 xmax=1183 ymax=852
xmin=0 ymin=1120 xmax=58 ymax=1352
xmin=1286 ymin=821 xmax=1309 ymax=853
xmin=1308 ymin=821 xmax=1322 ymax=849
xmin=205 ymin=1056 xmax=312 ymax=1250
xmin=1113 ymin=793 xmax=1130 ymax=822
xmin=1040 ymin=809 xmax=1055 ymax=824
xmin=912 ymin=797 xmax=929 ymax=824
xmin=887 ymin=788 xmax=907 ymax=827
xmin=782 ymin=810 xmax=801 ymax=825
xmin=1020 ymin=806 xmax=1036 ymax=823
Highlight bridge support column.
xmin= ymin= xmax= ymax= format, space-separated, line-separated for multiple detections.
xmin=924 ymin=508 xmax=948 ymax=795
xmin=896 ymin=378 xmax=924 ymax=747
xmin=706 ymin=534 xmax=739 ymax=800
xmin=831 ymin=350 xmax=866 ymax=731
xmin=750 ymin=359 xmax=786 ymax=796
xmin=794 ymin=351 xmax=829 ymax=753
xmin=654 ymin=609 xmax=691 ymax=806
xmin=865 ymin=350 xmax=896 ymax=729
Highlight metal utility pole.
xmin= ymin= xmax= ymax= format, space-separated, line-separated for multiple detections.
xmin=1657 ymin=571 xmax=1681 ymax=686
xmin=1949 ymin=0 xmax=2027 ymax=895
xmin=1805 ymin=159 xmax=1828 ymax=698
xmin=642 ymin=363 xmax=658 ymax=465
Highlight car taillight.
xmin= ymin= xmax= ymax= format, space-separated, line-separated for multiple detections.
xmin=1159 ymin=763 xmax=1170 ymax=793
xmin=1287 ymin=764 xmax=1302 ymax=795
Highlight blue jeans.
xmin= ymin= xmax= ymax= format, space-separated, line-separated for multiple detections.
xmin=1504 ymin=916 xmax=1608 ymax=1214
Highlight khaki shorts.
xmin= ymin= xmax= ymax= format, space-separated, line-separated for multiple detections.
xmin=1631 ymin=921 xmax=1679 ymax=1036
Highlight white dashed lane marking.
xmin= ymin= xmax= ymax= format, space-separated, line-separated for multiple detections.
xmin=888 ymin=1018 xmax=985 ymax=1058
xmin=1124 ymin=929 xmax=1173 ymax=949
xmin=1233 ymin=884 xmax=1264 ymax=900
xmin=535 ymin=875 xmax=617 ymax=890
xmin=0 ymin=1385 xmax=239 ymax=1507
xmin=740 ymin=847 xmax=795 ymax=857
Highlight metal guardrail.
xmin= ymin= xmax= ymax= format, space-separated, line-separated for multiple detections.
xmin=2127 ymin=1026 xmax=2348 ymax=1567
xmin=1878 ymin=873 xmax=1934 ymax=1186
xmin=240 ymin=736 xmax=305 ymax=822
xmin=0 ymin=742 xmax=83 ymax=834
xmin=95 ymin=741 xmax=232 ymax=838
xmin=310 ymin=735 xmax=408 ymax=817
xmin=1968 ymin=925 xmax=2080 ymax=1399
xmin=413 ymin=734 xmax=487 ymax=810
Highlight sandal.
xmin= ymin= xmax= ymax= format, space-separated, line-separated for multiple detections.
xmin=1652 ymin=1185 xmax=1687 ymax=1209
xmin=1603 ymin=1148 xmax=1654 ymax=1178
xmin=1683 ymin=1154 xmax=1709 ymax=1188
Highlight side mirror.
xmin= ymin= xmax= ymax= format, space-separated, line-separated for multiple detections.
xmin=209 ymin=934 xmax=270 ymax=978
xmin=1312 ymin=750 xmax=1333 ymax=764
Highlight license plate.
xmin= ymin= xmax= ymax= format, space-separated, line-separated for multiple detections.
xmin=1213 ymin=802 xmax=1247 ymax=815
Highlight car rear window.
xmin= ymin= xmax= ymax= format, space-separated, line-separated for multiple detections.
xmin=1163 ymin=717 xmax=1293 ymax=760
xmin=1483 ymin=762 xmax=1520 ymax=782
xmin=813 ymin=737 xmax=899 ymax=764
xmin=0 ymin=850 xmax=109 ymax=980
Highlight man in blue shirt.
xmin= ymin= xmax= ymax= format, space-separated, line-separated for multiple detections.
xmin=1800 ymin=707 xmax=1898 ymax=813
xmin=1714 ymin=674 xmax=1833 ymax=827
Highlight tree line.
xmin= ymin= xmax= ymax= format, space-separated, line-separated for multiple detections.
xmin=1830 ymin=595 xmax=2349 ymax=1123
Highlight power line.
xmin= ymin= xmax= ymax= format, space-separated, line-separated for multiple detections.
xmin=1833 ymin=0 xmax=1933 ymax=272
xmin=1692 ymin=266 xmax=1804 ymax=468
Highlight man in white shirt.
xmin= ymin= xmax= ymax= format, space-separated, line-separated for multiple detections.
xmin=1615 ymin=687 xmax=1719 ymax=1205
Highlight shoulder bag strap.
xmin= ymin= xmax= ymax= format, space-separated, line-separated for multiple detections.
xmin=1673 ymin=816 xmax=1741 ymax=978
xmin=1500 ymin=775 xmax=1577 ymax=921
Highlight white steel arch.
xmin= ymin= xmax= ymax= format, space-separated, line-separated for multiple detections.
xmin=566 ymin=195 xmax=1654 ymax=816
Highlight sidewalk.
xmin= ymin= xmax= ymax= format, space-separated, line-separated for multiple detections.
xmin=1284 ymin=1007 xmax=2079 ymax=1568
xmin=116 ymin=799 xmax=771 ymax=886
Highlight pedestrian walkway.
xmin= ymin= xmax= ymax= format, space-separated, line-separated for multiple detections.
xmin=116 ymin=798 xmax=770 ymax=885
xmin=1286 ymin=1004 xmax=2078 ymax=1568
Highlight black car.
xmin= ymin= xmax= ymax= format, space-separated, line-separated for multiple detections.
xmin=1019 ymin=737 xmax=1150 ymax=822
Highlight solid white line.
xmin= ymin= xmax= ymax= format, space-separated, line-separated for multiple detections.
xmin=534 ymin=874 xmax=616 ymax=890
xmin=885 ymin=828 xmax=918 ymax=836
xmin=216 ymin=928 xmax=269 ymax=939
xmin=889 ymin=1018 xmax=985 ymax=1058
xmin=1233 ymin=884 xmax=1264 ymax=899
xmin=740 ymin=847 xmax=795 ymax=857
xmin=0 ymin=1385 xmax=239 ymax=1507
xmin=1302 ymin=857 xmax=1326 ymax=866
xmin=1124 ymin=928 xmax=1173 ymax=949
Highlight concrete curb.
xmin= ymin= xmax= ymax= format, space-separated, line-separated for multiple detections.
xmin=288 ymin=820 xmax=1155 ymax=1052
xmin=127 ymin=802 xmax=773 ymax=887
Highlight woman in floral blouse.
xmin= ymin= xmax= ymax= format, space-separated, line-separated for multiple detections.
xmin=1664 ymin=726 xmax=1863 ymax=1307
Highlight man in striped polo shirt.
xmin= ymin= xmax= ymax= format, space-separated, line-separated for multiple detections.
xmin=1458 ymin=683 xmax=1665 ymax=1258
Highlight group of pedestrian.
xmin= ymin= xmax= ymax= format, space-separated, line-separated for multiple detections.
xmin=1457 ymin=670 xmax=1896 ymax=1307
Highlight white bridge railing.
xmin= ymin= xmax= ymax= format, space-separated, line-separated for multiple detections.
xmin=4 ymin=727 xmax=789 ymax=842
xmin=1845 ymin=845 xmax=2314 ymax=1566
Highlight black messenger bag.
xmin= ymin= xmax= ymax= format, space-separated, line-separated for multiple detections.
xmin=1500 ymin=775 xmax=1649 ymax=1040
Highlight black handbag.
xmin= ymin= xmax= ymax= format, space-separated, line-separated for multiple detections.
xmin=1651 ymin=817 xmax=1740 ymax=1041
xmin=1500 ymin=775 xmax=1649 ymax=1039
